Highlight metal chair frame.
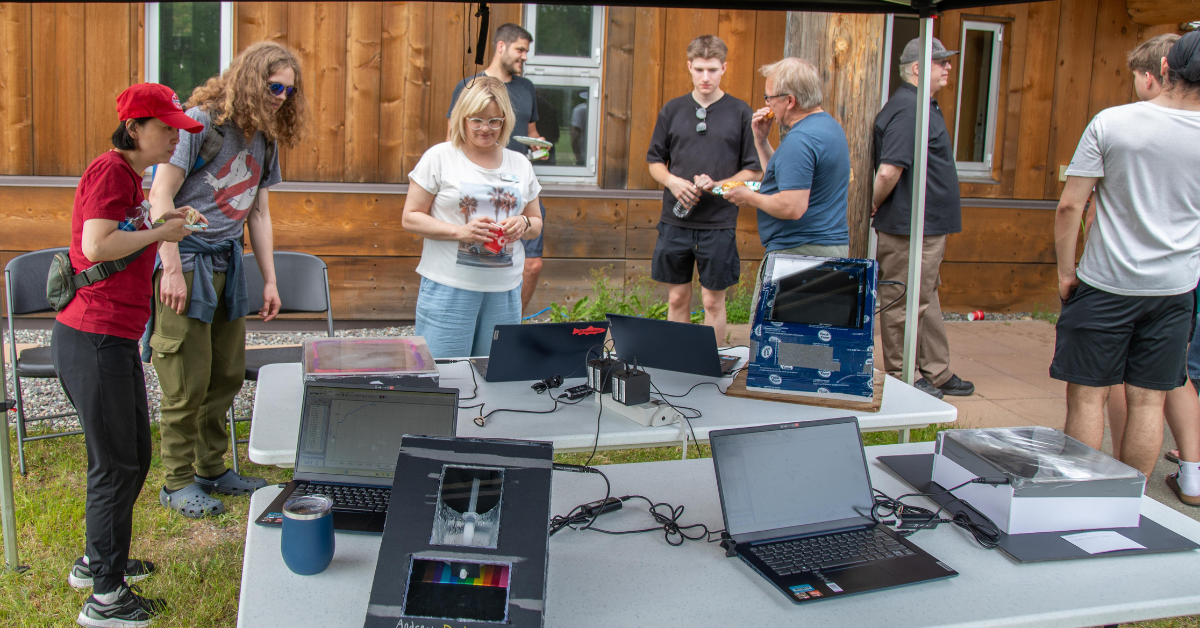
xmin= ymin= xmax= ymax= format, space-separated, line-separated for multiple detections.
xmin=228 ymin=253 xmax=334 ymax=473
xmin=4 ymin=248 xmax=82 ymax=475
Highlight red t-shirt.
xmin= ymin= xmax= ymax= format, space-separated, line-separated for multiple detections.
xmin=56 ymin=150 xmax=158 ymax=340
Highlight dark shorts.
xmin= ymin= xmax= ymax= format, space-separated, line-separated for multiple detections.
xmin=1050 ymin=281 xmax=1195 ymax=390
xmin=650 ymin=222 xmax=740 ymax=291
xmin=523 ymin=200 xmax=547 ymax=259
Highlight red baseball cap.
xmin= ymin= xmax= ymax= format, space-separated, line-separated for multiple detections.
xmin=115 ymin=83 xmax=204 ymax=134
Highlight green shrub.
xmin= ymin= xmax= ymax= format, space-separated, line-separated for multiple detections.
xmin=547 ymin=268 xmax=669 ymax=322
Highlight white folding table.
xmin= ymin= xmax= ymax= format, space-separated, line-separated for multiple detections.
xmin=247 ymin=349 xmax=957 ymax=467
xmin=237 ymin=442 xmax=1200 ymax=628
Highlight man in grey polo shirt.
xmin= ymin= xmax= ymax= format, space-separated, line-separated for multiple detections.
xmin=871 ymin=37 xmax=974 ymax=400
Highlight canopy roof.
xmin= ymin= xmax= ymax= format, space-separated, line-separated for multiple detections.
xmin=498 ymin=0 xmax=1046 ymax=17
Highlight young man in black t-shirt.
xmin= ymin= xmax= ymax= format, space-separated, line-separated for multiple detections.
xmin=646 ymin=35 xmax=761 ymax=343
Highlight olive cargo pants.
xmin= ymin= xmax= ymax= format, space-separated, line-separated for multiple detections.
xmin=149 ymin=270 xmax=246 ymax=491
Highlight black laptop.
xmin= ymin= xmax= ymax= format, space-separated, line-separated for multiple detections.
xmin=710 ymin=417 xmax=957 ymax=603
xmin=254 ymin=382 xmax=458 ymax=534
xmin=606 ymin=314 xmax=739 ymax=377
xmin=470 ymin=321 xmax=609 ymax=382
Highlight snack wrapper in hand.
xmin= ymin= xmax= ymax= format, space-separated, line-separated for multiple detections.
xmin=710 ymin=181 xmax=761 ymax=196
xmin=183 ymin=207 xmax=207 ymax=231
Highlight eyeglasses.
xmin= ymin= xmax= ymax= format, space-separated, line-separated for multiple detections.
xmin=695 ymin=107 xmax=707 ymax=135
xmin=268 ymin=82 xmax=297 ymax=98
xmin=467 ymin=117 xmax=506 ymax=131
xmin=764 ymin=93 xmax=789 ymax=103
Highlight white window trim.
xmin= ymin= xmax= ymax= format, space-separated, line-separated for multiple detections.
xmin=952 ymin=20 xmax=1003 ymax=179
xmin=523 ymin=5 xmax=604 ymax=69
xmin=144 ymin=2 xmax=234 ymax=87
xmin=525 ymin=75 xmax=601 ymax=183
xmin=522 ymin=5 xmax=606 ymax=184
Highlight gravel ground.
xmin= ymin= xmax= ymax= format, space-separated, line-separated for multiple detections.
xmin=3 ymin=325 xmax=414 ymax=432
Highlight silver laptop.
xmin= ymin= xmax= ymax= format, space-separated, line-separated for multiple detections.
xmin=254 ymin=382 xmax=459 ymax=534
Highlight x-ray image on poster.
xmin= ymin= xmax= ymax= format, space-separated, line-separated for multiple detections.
xmin=456 ymin=182 xmax=522 ymax=269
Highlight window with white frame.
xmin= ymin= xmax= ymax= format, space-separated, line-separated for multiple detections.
xmin=145 ymin=2 xmax=233 ymax=103
xmin=523 ymin=5 xmax=605 ymax=183
xmin=953 ymin=21 xmax=1003 ymax=179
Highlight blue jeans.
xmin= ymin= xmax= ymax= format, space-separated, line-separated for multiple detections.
xmin=415 ymin=277 xmax=521 ymax=358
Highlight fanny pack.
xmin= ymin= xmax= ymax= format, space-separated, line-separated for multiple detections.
xmin=47 ymin=247 xmax=148 ymax=311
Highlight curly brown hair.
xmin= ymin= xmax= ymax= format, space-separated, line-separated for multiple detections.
xmin=186 ymin=41 xmax=308 ymax=147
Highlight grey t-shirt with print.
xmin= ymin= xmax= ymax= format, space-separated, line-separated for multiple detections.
xmin=169 ymin=107 xmax=283 ymax=272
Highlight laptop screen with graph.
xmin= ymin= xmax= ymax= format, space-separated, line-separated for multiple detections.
xmin=295 ymin=385 xmax=458 ymax=481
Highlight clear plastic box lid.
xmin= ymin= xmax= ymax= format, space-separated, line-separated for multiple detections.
xmin=302 ymin=336 xmax=437 ymax=378
xmin=941 ymin=427 xmax=1142 ymax=485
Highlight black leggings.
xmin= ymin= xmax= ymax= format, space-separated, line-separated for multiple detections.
xmin=51 ymin=321 xmax=152 ymax=594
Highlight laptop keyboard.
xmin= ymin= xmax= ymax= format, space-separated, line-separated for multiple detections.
xmin=750 ymin=528 xmax=914 ymax=575
xmin=290 ymin=482 xmax=391 ymax=513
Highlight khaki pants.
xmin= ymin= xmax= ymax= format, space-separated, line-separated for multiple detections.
xmin=770 ymin=243 xmax=850 ymax=258
xmin=149 ymin=270 xmax=246 ymax=490
xmin=876 ymin=232 xmax=953 ymax=387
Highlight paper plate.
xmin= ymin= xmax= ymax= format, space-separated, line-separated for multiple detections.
xmin=512 ymin=136 xmax=553 ymax=148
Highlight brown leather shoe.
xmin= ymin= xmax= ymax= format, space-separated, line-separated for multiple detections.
xmin=1166 ymin=473 xmax=1200 ymax=507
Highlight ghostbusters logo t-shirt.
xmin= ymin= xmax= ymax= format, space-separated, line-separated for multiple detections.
xmin=408 ymin=142 xmax=541 ymax=292
xmin=169 ymin=107 xmax=282 ymax=273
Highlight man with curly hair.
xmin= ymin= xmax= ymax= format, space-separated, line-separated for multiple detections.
xmin=145 ymin=41 xmax=308 ymax=519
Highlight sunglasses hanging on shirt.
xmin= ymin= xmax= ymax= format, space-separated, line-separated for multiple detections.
xmin=695 ymin=106 xmax=707 ymax=135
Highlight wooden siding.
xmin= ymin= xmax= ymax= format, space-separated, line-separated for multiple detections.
xmin=1 ymin=2 xmax=1182 ymax=320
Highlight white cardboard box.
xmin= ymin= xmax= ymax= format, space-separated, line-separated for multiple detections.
xmin=932 ymin=428 xmax=1145 ymax=535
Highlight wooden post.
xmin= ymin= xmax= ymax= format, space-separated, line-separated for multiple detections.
xmin=784 ymin=12 xmax=886 ymax=258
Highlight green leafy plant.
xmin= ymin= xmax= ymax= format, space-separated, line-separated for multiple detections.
xmin=547 ymin=268 xmax=672 ymax=322
xmin=1031 ymin=302 xmax=1059 ymax=325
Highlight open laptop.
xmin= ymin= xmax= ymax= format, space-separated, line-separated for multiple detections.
xmin=254 ymin=382 xmax=459 ymax=534
xmin=710 ymin=417 xmax=956 ymax=603
xmin=469 ymin=321 xmax=609 ymax=382
xmin=606 ymin=314 xmax=739 ymax=377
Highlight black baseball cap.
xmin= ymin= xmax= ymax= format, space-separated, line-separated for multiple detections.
xmin=899 ymin=37 xmax=959 ymax=64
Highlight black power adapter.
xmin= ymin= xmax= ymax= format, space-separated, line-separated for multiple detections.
xmin=587 ymin=358 xmax=620 ymax=393
xmin=611 ymin=368 xmax=651 ymax=405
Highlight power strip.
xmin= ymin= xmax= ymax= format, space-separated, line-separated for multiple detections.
xmin=594 ymin=393 xmax=682 ymax=427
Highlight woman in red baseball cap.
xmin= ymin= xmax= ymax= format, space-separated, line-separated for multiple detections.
xmin=52 ymin=82 xmax=204 ymax=628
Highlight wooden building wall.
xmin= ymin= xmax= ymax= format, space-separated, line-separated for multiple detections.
xmin=933 ymin=1 xmax=1184 ymax=312
xmin=0 ymin=1 xmax=1188 ymax=319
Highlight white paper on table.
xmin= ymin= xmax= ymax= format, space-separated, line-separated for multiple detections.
xmin=1061 ymin=531 xmax=1146 ymax=554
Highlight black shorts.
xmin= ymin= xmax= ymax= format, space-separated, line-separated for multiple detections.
xmin=1050 ymin=281 xmax=1195 ymax=390
xmin=650 ymin=223 xmax=740 ymax=291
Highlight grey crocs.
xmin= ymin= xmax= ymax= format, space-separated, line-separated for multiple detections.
xmin=159 ymin=484 xmax=226 ymax=519
xmin=194 ymin=470 xmax=267 ymax=496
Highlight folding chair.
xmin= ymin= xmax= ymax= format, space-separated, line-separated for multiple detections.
xmin=4 ymin=248 xmax=81 ymax=475
xmin=230 ymin=252 xmax=333 ymax=473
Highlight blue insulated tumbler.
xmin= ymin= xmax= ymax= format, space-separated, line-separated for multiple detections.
xmin=281 ymin=495 xmax=335 ymax=575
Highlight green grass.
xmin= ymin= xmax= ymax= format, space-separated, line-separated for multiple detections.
xmin=0 ymin=422 xmax=1192 ymax=627
xmin=1031 ymin=302 xmax=1059 ymax=325
xmin=0 ymin=423 xmax=290 ymax=627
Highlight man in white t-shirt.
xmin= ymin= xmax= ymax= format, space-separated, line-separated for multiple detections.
xmin=1051 ymin=32 xmax=1200 ymax=499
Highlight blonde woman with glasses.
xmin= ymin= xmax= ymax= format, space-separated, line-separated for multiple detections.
xmin=403 ymin=76 xmax=543 ymax=358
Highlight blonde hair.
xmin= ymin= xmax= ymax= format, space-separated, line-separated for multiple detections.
xmin=187 ymin=41 xmax=308 ymax=147
xmin=760 ymin=57 xmax=823 ymax=110
xmin=448 ymin=76 xmax=517 ymax=149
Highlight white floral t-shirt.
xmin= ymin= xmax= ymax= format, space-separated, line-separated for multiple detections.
xmin=408 ymin=142 xmax=542 ymax=292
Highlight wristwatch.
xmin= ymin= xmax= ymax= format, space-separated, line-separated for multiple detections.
xmin=522 ymin=215 xmax=531 ymax=229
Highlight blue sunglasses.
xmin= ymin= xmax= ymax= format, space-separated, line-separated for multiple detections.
xmin=268 ymin=82 xmax=297 ymax=98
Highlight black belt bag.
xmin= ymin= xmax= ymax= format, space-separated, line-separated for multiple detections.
xmin=46 ymin=247 xmax=148 ymax=311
